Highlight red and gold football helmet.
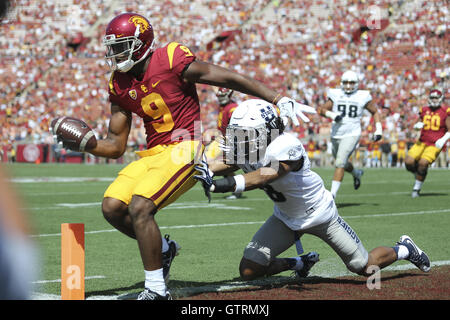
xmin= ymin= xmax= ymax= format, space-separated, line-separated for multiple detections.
xmin=103 ymin=13 xmax=156 ymax=72
xmin=428 ymin=88 xmax=443 ymax=108
xmin=216 ymin=87 xmax=234 ymax=106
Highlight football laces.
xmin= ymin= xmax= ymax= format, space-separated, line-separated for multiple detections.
xmin=61 ymin=122 xmax=82 ymax=138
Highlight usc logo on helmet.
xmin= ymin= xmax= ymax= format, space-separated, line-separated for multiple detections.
xmin=128 ymin=15 xmax=150 ymax=33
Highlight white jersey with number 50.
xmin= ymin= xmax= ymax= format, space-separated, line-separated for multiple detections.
xmin=239 ymin=133 xmax=337 ymax=230
xmin=327 ymin=88 xmax=372 ymax=138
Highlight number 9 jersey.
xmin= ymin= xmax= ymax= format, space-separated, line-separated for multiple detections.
xmin=326 ymin=88 xmax=372 ymax=139
xmin=108 ymin=42 xmax=201 ymax=149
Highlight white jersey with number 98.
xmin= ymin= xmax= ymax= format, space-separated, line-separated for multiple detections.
xmin=327 ymin=88 xmax=372 ymax=138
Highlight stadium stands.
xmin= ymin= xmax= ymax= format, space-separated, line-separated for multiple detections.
xmin=1 ymin=0 xmax=448 ymax=166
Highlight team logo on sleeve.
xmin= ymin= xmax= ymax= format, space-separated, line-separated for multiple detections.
xmin=288 ymin=146 xmax=302 ymax=160
xmin=129 ymin=90 xmax=137 ymax=100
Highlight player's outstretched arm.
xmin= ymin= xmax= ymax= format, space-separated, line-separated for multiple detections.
xmin=182 ymin=61 xmax=315 ymax=125
xmin=88 ymin=103 xmax=132 ymax=159
xmin=183 ymin=60 xmax=279 ymax=104
xmin=208 ymin=160 xmax=301 ymax=195
xmin=208 ymin=161 xmax=239 ymax=177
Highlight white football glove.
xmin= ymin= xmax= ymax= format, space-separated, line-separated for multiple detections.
xmin=435 ymin=132 xmax=450 ymax=149
xmin=413 ymin=122 xmax=424 ymax=131
xmin=373 ymin=122 xmax=383 ymax=142
xmin=276 ymin=97 xmax=316 ymax=126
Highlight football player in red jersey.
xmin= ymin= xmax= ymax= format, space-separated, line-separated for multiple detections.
xmin=205 ymin=88 xmax=238 ymax=161
xmin=205 ymin=88 xmax=241 ymax=199
xmin=53 ymin=13 xmax=316 ymax=300
xmin=405 ymin=88 xmax=450 ymax=198
xmin=216 ymin=87 xmax=238 ymax=136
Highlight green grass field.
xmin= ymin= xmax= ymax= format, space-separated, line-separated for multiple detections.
xmin=4 ymin=163 xmax=450 ymax=299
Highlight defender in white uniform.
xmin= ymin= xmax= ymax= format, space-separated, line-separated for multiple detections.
xmin=318 ymin=70 xmax=383 ymax=199
xmin=194 ymin=99 xmax=431 ymax=281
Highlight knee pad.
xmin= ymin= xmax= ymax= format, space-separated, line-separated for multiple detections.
xmin=343 ymin=162 xmax=353 ymax=171
xmin=346 ymin=256 xmax=368 ymax=274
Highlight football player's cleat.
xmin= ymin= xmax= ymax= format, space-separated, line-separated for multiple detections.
xmin=353 ymin=169 xmax=364 ymax=190
xmin=137 ymin=288 xmax=172 ymax=300
xmin=411 ymin=189 xmax=420 ymax=198
xmin=103 ymin=13 xmax=156 ymax=72
xmin=295 ymin=251 xmax=320 ymax=278
xmin=396 ymin=235 xmax=430 ymax=272
xmin=162 ymin=234 xmax=180 ymax=285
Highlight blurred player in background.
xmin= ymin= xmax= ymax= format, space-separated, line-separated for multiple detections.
xmin=0 ymin=0 xmax=39 ymax=301
xmin=0 ymin=167 xmax=39 ymax=300
xmin=204 ymin=88 xmax=241 ymax=199
xmin=306 ymin=138 xmax=316 ymax=163
xmin=405 ymin=88 xmax=450 ymax=198
xmin=317 ymin=70 xmax=382 ymax=199
xmin=195 ymin=99 xmax=431 ymax=282
xmin=0 ymin=0 xmax=10 ymax=18
xmin=397 ymin=132 xmax=407 ymax=167
xmin=54 ymin=12 xmax=316 ymax=300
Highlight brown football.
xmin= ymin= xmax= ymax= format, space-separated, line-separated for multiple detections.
xmin=51 ymin=117 xmax=97 ymax=152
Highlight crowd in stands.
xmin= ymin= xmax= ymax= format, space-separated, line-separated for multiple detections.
xmin=0 ymin=0 xmax=448 ymax=166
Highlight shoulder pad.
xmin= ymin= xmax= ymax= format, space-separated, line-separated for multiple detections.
xmin=263 ymin=133 xmax=305 ymax=165
xmin=167 ymin=42 xmax=180 ymax=70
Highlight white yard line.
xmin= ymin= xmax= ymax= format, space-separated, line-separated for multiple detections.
xmin=33 ymin=275 xmax=105 ymax=284
xmin=30 ymin=208 xmax=450 ymax=238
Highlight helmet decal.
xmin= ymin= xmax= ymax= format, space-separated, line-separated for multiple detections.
xmin=260 ymin=106 xmax=276 ymax=122
xmin=128 ymin=15 xmax=151 ymax=34
xmin=103 ymin=13 xmax=155 ymax=72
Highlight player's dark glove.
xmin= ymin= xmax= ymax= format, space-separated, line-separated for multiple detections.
xmin=194 ymin=158 xmax=213 ymax=202
xmin=334 ymin=115 xmax=343 ymax=123
xmin=373 ymin=134 xmax=382 ymax=142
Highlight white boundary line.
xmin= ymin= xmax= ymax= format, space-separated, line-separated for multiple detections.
xmin=32 ymin=259 xmax=450 ymax=300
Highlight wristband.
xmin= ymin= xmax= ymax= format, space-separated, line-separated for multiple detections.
xmin=234 ymin=175 xmax=246 ymax=193
xmin=442 ymin=132 xmax=450 ymax=142
xmin=272 ymin=93 xmax=281 ymax=105
xmin=212 ymin=176 xmax=236 ymax=193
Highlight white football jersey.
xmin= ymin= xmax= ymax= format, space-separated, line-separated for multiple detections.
xmin=239 ymin=133 xmax=336 ymax=230
xmin=327 ymin=88 xmax=372 ymax=138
